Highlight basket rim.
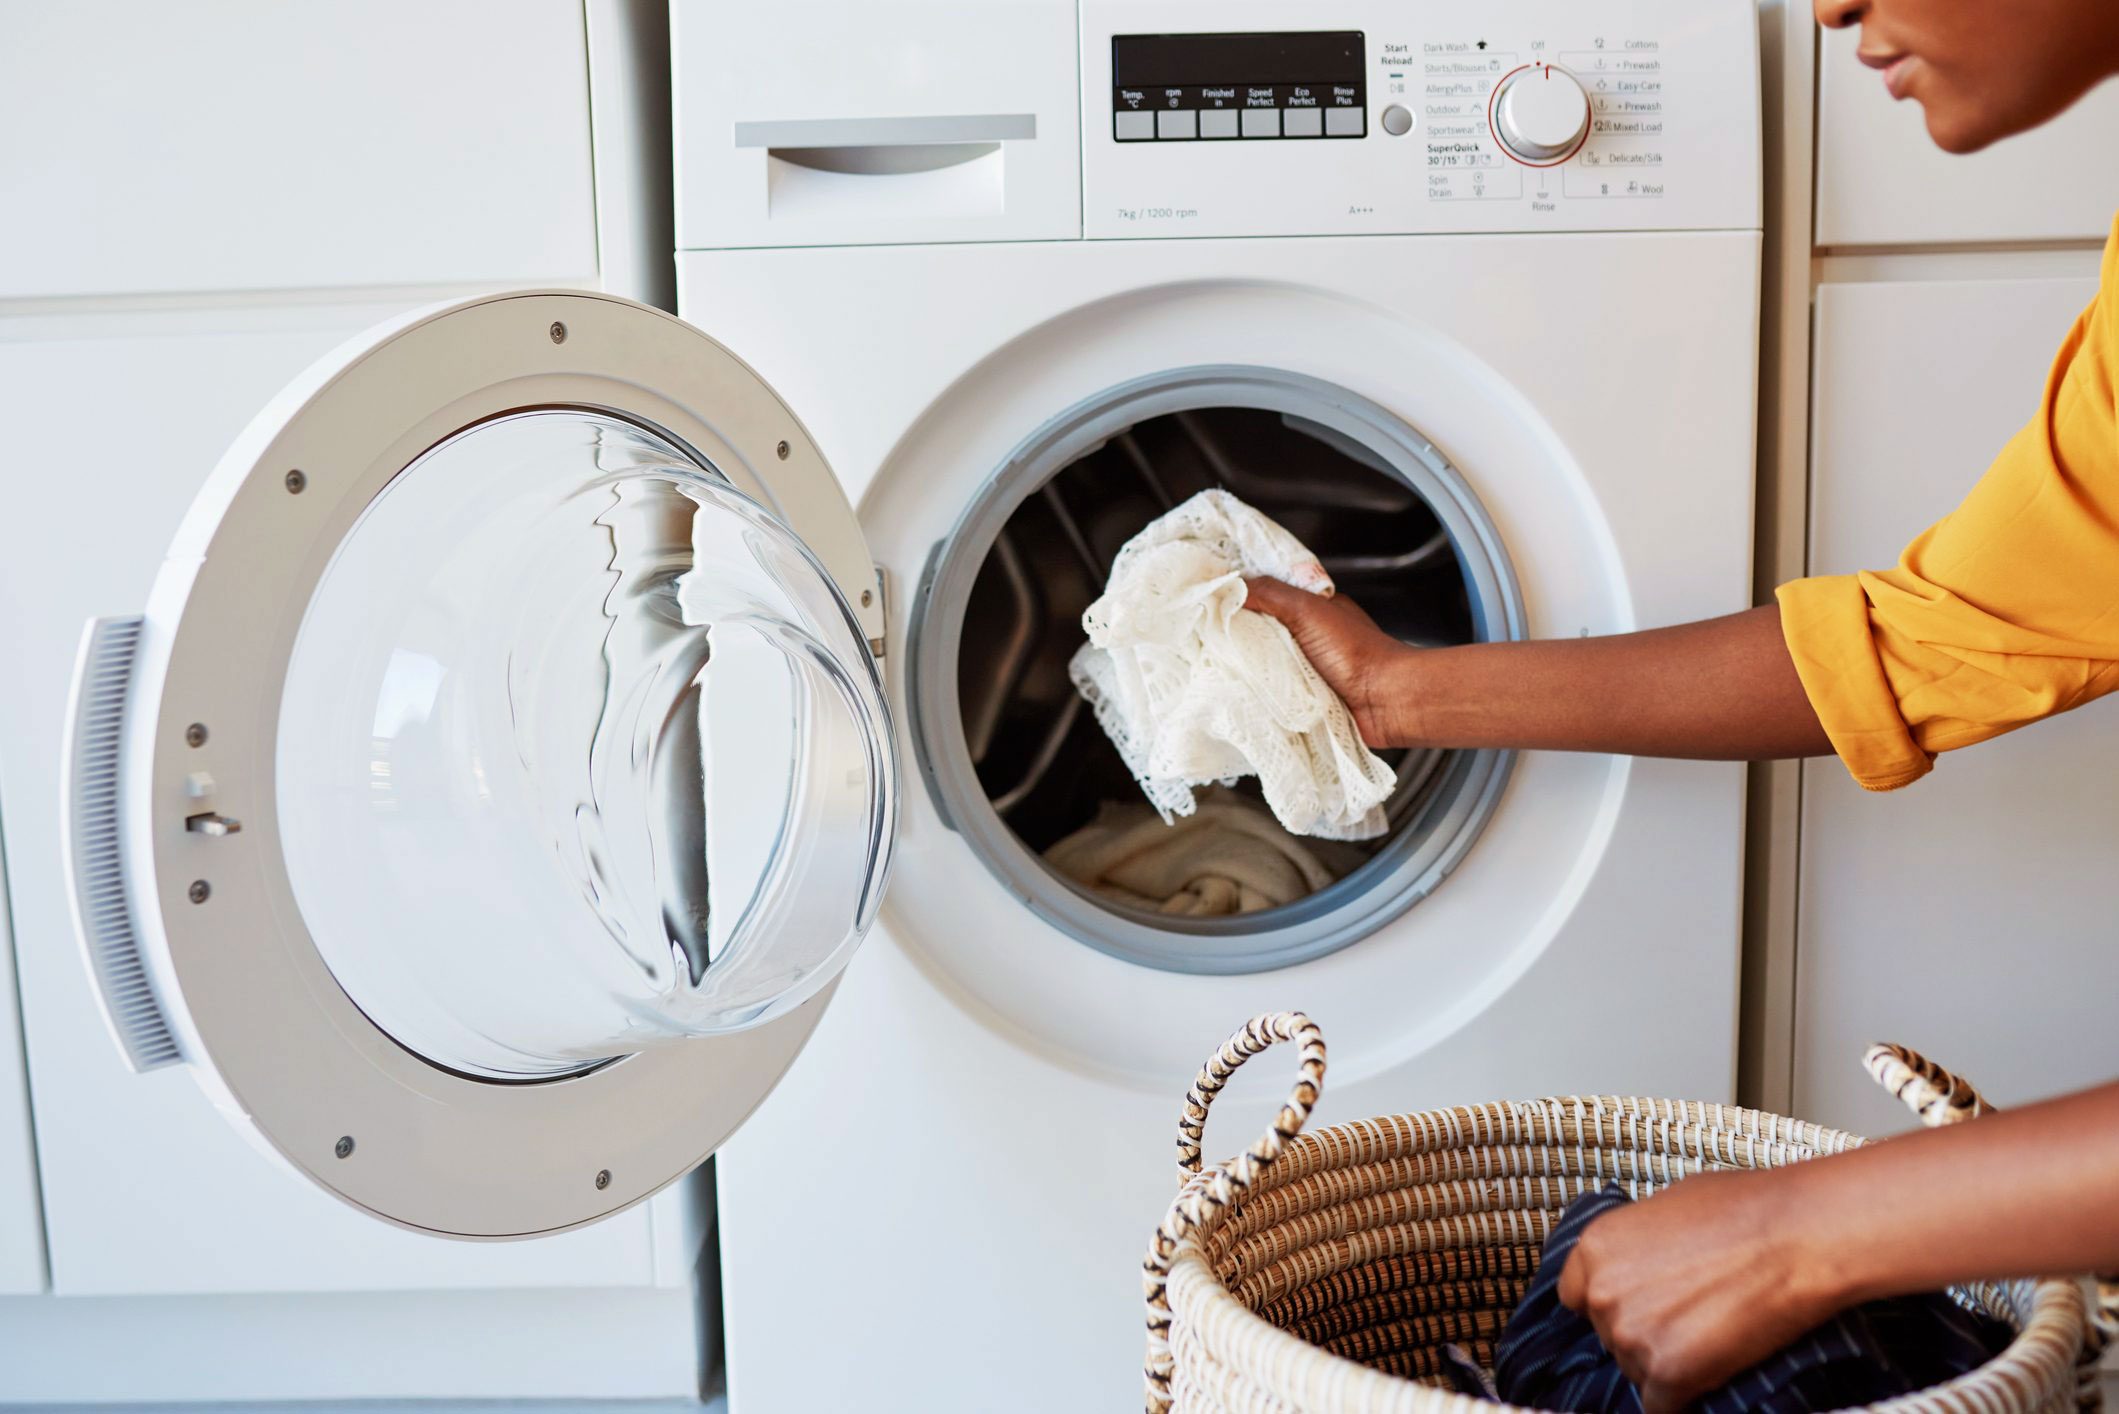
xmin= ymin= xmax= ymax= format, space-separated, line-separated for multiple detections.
xmin=1171 ymin=1240 xmax=2086 ymax=1414
xmin=1165 ymin=1094 xmax=2089 ymax=1414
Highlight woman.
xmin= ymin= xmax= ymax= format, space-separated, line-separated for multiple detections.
xmin=1246 ymin=0 xmax=2119 ymax=1405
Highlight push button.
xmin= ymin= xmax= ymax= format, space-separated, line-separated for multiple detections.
xmin=1157 ymin=109 xmax=1197 ymax=140
xmin=1240 ymin=108 xmax=1280 ymax=138
xmin=1325 ymin=107 xmax=1365 ymax=137
xmin=1115 ymin=110 xmax=1155 ymax=141
xmin=1382 ymin=104 xmax=1414 ymax=136
xmin=1283 ymin=107 xmax=1323 ymax=138
xmin=1199 ymin=108 xmax=1239 ymax=139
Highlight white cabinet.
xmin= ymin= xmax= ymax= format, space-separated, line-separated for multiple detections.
xmin=1815 ymin=25 xmax=2119 ymax=247
xmin=0 ymin=1282 xmax=708 ymax=1404
xmin=0 ymin=9 xmax=710 ymax=1389
xmin=1796 ymin=273 xmax=2119 ymax=1138
xmin=0 ymin=2 xmax=598 ymax=298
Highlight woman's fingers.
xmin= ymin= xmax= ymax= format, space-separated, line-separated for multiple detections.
xmin=1240 ymin=576 xmax=1409 ymax=745
xmin=1238 ymin=573 xmax=1310 ymax=618
xmin=1556 ymin=1244 xmax=1590 ymax=1312
xmin=1639 ymin=1376 xmax=1690 ymax=1414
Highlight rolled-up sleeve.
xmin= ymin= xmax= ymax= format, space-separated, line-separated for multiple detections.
xmin=1777 ymin=221 xmax=2119 ymax=792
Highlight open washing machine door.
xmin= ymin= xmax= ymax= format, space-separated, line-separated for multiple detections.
xmin=59 ymin=290 xmax=898 ymax=1238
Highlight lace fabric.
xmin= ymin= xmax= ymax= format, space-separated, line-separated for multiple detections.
xmin=1069 ymin=489 xmax=1399 ymax=841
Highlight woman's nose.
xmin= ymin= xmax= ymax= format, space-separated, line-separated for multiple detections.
xmin=1814 ymin=0 xmax=1866 ymax=29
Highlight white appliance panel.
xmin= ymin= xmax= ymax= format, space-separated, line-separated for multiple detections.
xmin=1798 ymin=275 xmax=2119 ymax=1138
xmin=0 ymin=1284 xmax=705 ymax=1403
xmin=0 ymin=1 xmax=599 ymax=299
xmin=1816 ymin=25 xmax=2119 ymax=248
xmin=673 ymin=0 xmax=1082 ymax=249
xmin=1081 ymin=0 xmax=1760 ymax=239
xmin=0 ymin=886 xmax=44 ymax=1295
xmin=685 ymin=230 xmax=1755 ymax=1410
xmin=0 ymin=299 xmax=700 ymax=1293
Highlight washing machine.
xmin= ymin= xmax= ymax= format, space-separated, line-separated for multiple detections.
xmin=677 ymin=1 xmax=1760 ymax=1408
xmin=54 ymin=0 xmax=1757 ymax=1404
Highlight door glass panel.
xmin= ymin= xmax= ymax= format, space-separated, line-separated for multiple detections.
xmin=277 ymin=410 xmax=894 ymax=1080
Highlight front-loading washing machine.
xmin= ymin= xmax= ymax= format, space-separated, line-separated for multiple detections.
xmin=676 ymin=1 xmax=1761 ymax=1408
xmin=54 ymin=0 xmax=1758 ymax=1406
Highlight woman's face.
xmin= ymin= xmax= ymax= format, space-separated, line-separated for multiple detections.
xmin=1815 ymin=0 xmax=2119 ymax=153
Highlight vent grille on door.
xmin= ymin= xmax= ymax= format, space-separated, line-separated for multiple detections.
xmin=63 ymin=616 xmax=181 ymax=1072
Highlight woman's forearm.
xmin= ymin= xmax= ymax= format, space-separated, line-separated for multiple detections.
xmin=1378 ymin=605 xmax=1833 ymax=759
xmin=1792 ymin=1079 xmax=2119 ymax=1305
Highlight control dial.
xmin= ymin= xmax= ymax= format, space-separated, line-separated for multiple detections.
xmin=1491 ymin=64 xmax=1590 ymax=165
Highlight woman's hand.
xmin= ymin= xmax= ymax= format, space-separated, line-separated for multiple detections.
xmin=1555 ymin=1078 xmax=2119 ymax=1413
xmin=1558 ymin=1169 xmax=1845 ymax=1414
xmin=1241 ymin=576 xmax=1419 ymax=747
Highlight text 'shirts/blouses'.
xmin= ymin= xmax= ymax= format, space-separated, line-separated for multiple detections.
xmin=1778 ymin=218 xmax=2119 ymax=791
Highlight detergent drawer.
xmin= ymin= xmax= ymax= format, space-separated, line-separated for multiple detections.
xmin=674 ymin=0 xmax=1082 ymax=249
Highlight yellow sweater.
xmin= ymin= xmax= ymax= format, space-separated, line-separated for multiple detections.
xmin=1778 ymin=222 xmax=2119 ymax=792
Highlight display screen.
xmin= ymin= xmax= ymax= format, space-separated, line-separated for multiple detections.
xmin=1112 ymin=32 xmax=1367 ymax=141
xmin=1113 ymin=31 xmax=1364 ymax=88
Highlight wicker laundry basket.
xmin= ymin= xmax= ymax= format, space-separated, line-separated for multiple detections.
xmin=1144 ymin=1013 xmax=2114 ymax=1414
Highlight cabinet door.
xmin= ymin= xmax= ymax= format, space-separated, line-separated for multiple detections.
xmin=0 ymin=300 xmax=689 ymax=1292
xmin=1796 ymin=273 xmax=2119 ymax=1138
xmin=0 ymin=1 xmax=598 ymax=298
xmin=1815 ymin=24 xmax=2119 ymax=247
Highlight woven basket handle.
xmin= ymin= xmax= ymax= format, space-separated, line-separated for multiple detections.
xmin=1864 ymin=1043 xmax=1992 ymax=1128
xmin=1143 ymin=1012 xmax=1327 ymax=1414
xmin=1173 ymin=1011 xmax=1328 ymax=1187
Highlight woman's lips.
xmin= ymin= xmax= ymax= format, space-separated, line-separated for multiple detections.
xmin=1858 ymin=49 xmax=1916 ymax=99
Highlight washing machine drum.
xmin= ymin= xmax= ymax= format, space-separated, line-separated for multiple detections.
xmin=62 ymin=292 xmax=897 ymax=1238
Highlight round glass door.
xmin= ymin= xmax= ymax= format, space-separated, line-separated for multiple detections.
xmin=276 ymin=409 xmax=895 ymax=1081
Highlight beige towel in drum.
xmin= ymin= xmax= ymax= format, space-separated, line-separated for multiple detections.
xmin=1043 ymin=787 xmax=1366 ymax=917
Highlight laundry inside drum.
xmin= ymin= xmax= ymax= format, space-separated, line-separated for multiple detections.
xmin=953 ymin=405 xmax=1490 ymax=936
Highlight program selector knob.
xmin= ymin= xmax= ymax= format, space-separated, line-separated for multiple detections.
xmin=1491 ymin=64 xmax=1590 ymax=164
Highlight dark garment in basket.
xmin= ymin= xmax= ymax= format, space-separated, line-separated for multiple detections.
xmin=1482 ymin=1183 xmax=2014 ymax=1413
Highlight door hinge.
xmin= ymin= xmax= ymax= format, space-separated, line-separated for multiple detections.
xmin=866 ymin=566 xmax=889 ymax=660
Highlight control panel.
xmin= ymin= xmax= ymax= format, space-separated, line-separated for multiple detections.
xmin=1082 ymin=0 xmax=1759 ymax=239
xmin=1112 ymin=32 xmax=1368 ymax=142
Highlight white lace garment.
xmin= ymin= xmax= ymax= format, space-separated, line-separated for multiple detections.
xmin=1069 ymin=488 xmax=1398 ymax=840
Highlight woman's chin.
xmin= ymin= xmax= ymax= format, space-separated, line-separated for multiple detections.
xmin=1919 ymin=100 xmax=2007 ymax=155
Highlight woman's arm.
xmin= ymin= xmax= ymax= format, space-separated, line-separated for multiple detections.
xmin=1247 ymin=575 xmax=2119 ymax=1403
xmin=1242 ymin=578 xmax=1832 ymax=759
xmin=1559 ymin=1079 xmax=2119 ymax=1413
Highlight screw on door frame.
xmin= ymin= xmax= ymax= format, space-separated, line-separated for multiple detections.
xmin=335 ymin=1135 xmax=355 ymax=1159
xmin=185 ymin=723 xmax=209 ymax=748
xmin=284 ymin=469 xmax=307 ymax=494
xmin=187 ymin=880 xmax=211 ymax=904
xmin=594 ymin=1169 xmax=612 ymax=1190
xmin=860 ymin=589 xmax=873 ymax=607
xmin=549 ymin=321 xmax=568 ymax=344
xmin=775 ymin=440 xmax=790 ymax=460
